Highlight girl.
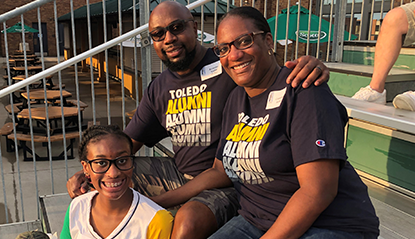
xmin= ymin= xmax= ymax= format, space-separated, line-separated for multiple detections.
xmin=60 ymin=125 xmax=173 ymax=239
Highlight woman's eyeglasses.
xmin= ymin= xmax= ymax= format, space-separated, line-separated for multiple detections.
xmin=213 ymin=31 xmax=265 ymax=58
xmin=87 ymin=155 xmax=134 ymax=174
xmin=149 ymin=19 xmax=194 ymax=42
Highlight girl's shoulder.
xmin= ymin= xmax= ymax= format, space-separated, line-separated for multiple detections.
xmin=70 ymin=190 xmax=98 ymax=208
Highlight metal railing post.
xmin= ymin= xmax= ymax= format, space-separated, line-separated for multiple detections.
xmin=332 ymin=0 xmax=347 ymax=62
xmin=139 ymin=0 xmax=153 ymax=156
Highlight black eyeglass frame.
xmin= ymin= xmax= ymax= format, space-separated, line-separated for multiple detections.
xmin=213 ymin=31 xmax=265 ymax=58
xmin=86 ymin=155 xmax=135 ymax=174
xmin=149 ymin=19 xmax=194 ymax=42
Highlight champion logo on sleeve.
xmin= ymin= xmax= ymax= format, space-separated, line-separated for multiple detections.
xmin=315 ymin=139 xmax=326 ymax=147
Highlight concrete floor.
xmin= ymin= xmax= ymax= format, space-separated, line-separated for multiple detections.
xmin=0 ymin=61 xmax=138 ymax=224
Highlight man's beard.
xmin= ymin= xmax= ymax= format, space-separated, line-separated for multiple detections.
xmin=162 ymin=46 xmax=196 ymax=72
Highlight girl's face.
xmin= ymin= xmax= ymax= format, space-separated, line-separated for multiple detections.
xmin=217 ymin=16 xmax=274 ymax=91
xmin=81 ymin=135 xmax=133 ymax=201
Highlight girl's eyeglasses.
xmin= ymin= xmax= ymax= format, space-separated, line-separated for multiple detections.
xmin=87 ymin=155 xmax=134 ymax=174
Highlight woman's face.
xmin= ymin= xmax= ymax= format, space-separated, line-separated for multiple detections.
xmin=217 ymin=16 xmax=274 ymax=90
xmin=82 ymin=135 xmax=133 ymax=201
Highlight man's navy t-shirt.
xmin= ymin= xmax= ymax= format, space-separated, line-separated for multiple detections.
xmin=125 ymin=49 xmax=237 ymax=176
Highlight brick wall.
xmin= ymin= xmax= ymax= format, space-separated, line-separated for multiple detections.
xmin=1 ymin=0 xmax=101 ymax=57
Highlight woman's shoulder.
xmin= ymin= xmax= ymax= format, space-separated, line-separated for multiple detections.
xmin=278 ymin=66 xmax=293 ymax=79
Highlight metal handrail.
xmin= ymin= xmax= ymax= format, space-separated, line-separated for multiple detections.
xmin=0 ymin=0 xmax=212 ymax=99
xmin=0 ymin=0 xmax=54 ymax=23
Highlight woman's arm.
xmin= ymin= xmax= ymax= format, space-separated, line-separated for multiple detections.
xmin=261 ymin=158 xmax=340 ymax=239
xmin=151 ymin=158 xmax=232 ymax=208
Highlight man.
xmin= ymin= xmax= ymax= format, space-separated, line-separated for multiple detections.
xmin=352 ymin=2 xmax=415 ymax=111
xmin=67 ymin=2 xmax=329 ymax=238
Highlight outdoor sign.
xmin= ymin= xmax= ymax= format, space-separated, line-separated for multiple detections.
xmin=296 ymin=30 xmax=327 ymax=42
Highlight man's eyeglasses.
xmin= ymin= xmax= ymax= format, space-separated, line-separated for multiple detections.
xmin=87 ymin=155 xmax=134 ymax=174
xmin=213 ymin=31 xmax=265 ymax=58
xmin=149 ymin=19 xmax=194 ymax=42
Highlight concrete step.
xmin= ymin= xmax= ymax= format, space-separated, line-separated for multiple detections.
xmin=326 ymin=62 xmax=415 ymax=102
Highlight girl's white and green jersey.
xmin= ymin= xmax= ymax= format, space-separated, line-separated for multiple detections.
xmin=60 ymin=189 xmax=173 ymax=239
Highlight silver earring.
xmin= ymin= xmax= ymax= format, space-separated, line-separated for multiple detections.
xmin=268 ymin=49 xmax=274 ymax=55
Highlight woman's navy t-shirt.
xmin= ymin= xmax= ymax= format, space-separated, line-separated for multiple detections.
xmin=216 ymin=67 xmax=379 ymax=235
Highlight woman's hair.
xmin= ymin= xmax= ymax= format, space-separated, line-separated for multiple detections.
xmin=78 ymin=125 xmax=133 ymax=162
xmin=217 ymin=6 xmax=271 ymax=34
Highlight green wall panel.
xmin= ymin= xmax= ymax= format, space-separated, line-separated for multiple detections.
xmin=343 ymin=50 xmax=415 ymax=71
xmin=328 ymin=72 xmax=371 ymax=97
xmin=343 ymin=51 xmax=374 ymax=66
xmin=347 ymin=125 xmax=415 ymax=192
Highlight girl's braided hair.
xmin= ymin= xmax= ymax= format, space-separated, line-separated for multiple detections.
xmin=78 ymin=125 xmax=133 ymax=162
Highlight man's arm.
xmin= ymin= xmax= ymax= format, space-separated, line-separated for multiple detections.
xmin=132 ymin=138 xmax=144 ymax=153
xmin=285 ymin=55 xmax=329 ymax=88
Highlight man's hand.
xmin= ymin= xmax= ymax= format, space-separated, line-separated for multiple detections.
xmin=285 ymin=55 xmax=329 ymax=88
xmin=66 ymin=170 xmax=89 ymax=199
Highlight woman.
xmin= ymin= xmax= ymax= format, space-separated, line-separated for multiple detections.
xmin=209 ymin=6 xmax=379 ymax=239
xmin=60 ymin=125 xmax=173 ymax=239
xmin=159 ymin=6 xmax=379 ymax=239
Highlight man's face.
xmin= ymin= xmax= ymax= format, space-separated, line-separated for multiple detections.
xmin=149 ymin=8 xmax=198 ymax=72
